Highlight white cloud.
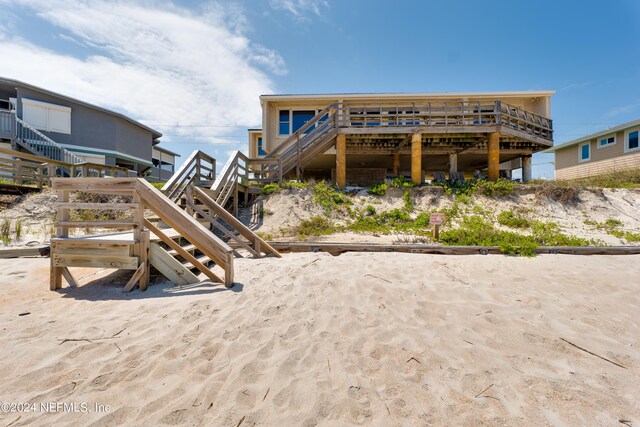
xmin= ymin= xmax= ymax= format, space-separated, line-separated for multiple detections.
xmin=268 ymin=0 xmax=329 ymax=18
xmin=0 ymin=0 xmax=286 ymax=157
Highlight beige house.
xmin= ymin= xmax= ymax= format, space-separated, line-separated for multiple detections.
xmin=544 ymin=118 xmax=640 ymax=180
xmin=249 ymin=91 xmax=554 ymax=187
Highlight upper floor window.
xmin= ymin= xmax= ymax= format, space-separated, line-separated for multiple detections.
xmin=626 ymin=130 xmax=639 ymax=152
xmin=579 ymin=141 xmax=590 ymax=162
xmin=257 ymin=137 xmax=266 ymax=156
xmin=22 ymin=98 xmax=71 ymax=134
xmin=278 ymin=109 xmax=318 ymax=136
xmin=598 ymin=135 xmax=615 ymax=147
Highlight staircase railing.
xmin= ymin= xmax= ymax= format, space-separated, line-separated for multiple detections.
xmin=258 ymin=103 xmax=338 ymax=179
xmin=162 ymin=149 xmax=216 ymax=202
xmin=15 ymin=117 xmax=83 ymax=164
xmin=210 ymin=150 xmax=250 ymax=208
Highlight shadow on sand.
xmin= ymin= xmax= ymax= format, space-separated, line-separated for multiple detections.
xmin=57 ymin=269 xmax=243 ymax=301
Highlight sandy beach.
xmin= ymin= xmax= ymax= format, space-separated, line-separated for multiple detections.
xmin=0 ymin=253 xmax=639 ymax=426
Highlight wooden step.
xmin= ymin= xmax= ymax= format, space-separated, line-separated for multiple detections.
xmin=167 ymin=243 xmax=197 ymax=256
xmin=182 ymin=254 xmax=211 ymax=270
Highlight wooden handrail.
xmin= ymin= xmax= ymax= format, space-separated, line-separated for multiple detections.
xmin=162 ymin=149 xmax=216 ymax=201
xmin=136 ymin=179 xmax=234 ymax=286
xmin=191 ymin=186 xmax=281 ymax=258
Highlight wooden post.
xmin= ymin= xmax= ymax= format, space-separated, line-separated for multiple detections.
xmin=50 ymin=241 xmax=62 ymax=290
xmin=448 ymin=153 xmax=458 ymax=179
xmin=336 ymin=133 xmax=347 ymax=189
xmin=433 ymin=224 xmax=440 ymax=240
xmin=487 ymin=132 xmax=500 ymax=181
xmin=296 ymin=132 xmax=301 ymax=180
xmin=392 ymin=152 xmax=400 ymax=176
xmin=411 ymin=133 xmax=422 ymax=185
xmin=522 ymin=154 xmax=532 ymax=182
xmin=138 ymin=230 xmax=150 ymax=291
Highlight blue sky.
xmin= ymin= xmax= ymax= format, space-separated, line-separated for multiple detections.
xmin=1 ymin=0 xmax=639 ymax=178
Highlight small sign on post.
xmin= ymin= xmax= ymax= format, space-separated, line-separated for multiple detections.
xmin=430 ymin=213 xmax=445 ymax=239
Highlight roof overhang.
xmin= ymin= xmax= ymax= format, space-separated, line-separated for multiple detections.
xmin=260 ymin=90 xmax=555 ymax=102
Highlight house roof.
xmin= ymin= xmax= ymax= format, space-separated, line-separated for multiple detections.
xmin=260 ymin=90 xmax=555 ymax=102
xmin=0 ymin=76 xmax=162 ymax=139
xmin=543 ymin=118 xmax=640 ymax=153
xmin=153 ymin=145 xmax=181 ymax=157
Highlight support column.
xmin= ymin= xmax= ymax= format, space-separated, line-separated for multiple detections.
xmin=522 ymin=154 xmax=532 ymax=183
xmin=448 ymin=153 xmax=458 ymax=179
xmin=336 ymin=134 xmax=346 ymax=189
xmin=392 ymin=152 xmax=400 ymax=176
xmin=411 ymin=133 xmax=422 ymax=185
xmin=487 ymin=132 xmax=500 ymax=181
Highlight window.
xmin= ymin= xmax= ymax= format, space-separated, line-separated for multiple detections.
xmin=278 ymin=109 xmax=320 ymax=135
xmin=579 ymin=142 xmax=590 ymax=162
xmin=22 ymin=98 xmax=71 ymax=134
xmin=292 ymin=110 xmax=315 ymax=134
xmin=598 ymin=135 xmax=615 ymax=147
xmin=626 ymin=130 xmax=639 ymax=152
xmin=257 ymin=137 xmax=266 ymax=156
xmin=278 ymin=110 xmax=290 ymax=135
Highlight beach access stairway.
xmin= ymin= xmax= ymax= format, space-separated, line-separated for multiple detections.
xmin=50 ymin=178 xmax=236 ymax=291
xmin=50 ymin=175 xmax=280 ymax=292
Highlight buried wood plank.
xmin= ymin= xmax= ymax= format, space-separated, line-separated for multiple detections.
xmin=268 ymin=243 xmax=640 ymax=256
xmin=0 ymin=246 xmax=50 ymax=258
xmin=149 ymin=242 xmax=200 ymax=286
xmin=145 ymin=219 xmax=223 ymax=284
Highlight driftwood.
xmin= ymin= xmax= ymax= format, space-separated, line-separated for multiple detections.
xmin=560 ymin=337 xmax=627 ymax=369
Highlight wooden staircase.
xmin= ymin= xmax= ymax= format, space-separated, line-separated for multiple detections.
xmin=50 ymin=178 xmax=236 ymax=292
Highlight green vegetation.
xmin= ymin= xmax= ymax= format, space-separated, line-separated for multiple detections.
xmin=585 ymin=218 xmax=640 ymax=242
xmin=436 ymin=178 xmax=516 ymax=198
xmin=260 ymin=183 xmax=280 ymax=195
xmin=439 ymin=216 xmax=593 ymax=256
xmin=365 ymin=205 xmax=376 ymax=216
xmin=149 ymin=181 xmax=165 ymax=190
xmin=402 ymin=190 xmax=413 ymax=211
xmin=368 ymin=182 xmax=387 ymax=196
xmin=295 ymin=215 xmax=336 ymax=237
xmin=497 ymin=210 xmax=530 ymax=228
xmin=390 ymin=176 xmax=414 ymax=188
xmin=313 ymin=180 xmax=348 ymax=213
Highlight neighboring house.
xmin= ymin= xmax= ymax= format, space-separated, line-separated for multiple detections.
xmin=249 ymin=91 xmax=554 ymax=186
xmin=0 ymin=77 xmax=177 ymax=179
xmin=543 ymin=118 xmax=640 ymax=180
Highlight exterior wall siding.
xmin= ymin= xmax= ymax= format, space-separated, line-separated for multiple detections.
xmin=555 ymin=128 xmax=639 ymax=179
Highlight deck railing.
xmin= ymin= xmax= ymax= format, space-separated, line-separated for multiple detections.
xmin=15 ymin=117 xmax=84 ymax=164
xmin=335 ymin=100 xmax=553 ymax=141
xmin=161 ymin=150 xmax=216 ymax=202
xmin=0 ymin=109 xmax=15 ymax=139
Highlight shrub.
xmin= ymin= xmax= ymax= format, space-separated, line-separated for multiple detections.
xmin=390 ymin=176 xmax=414 ymax=188
xmin=497 ymin=210 xmax=530 ymax=228
xmin=260 ymin=183 xmax=280 ymax=195
xmin=282 ymin=180 xmax=309 ymax=190
xmin=296 ymin=216 xmax=336 ymax=237
xmin=365 ymin=205 xmax=376 ymax=216
xmin=477 ymin=179 xmax=516 ymax=197
xmin=313 ymin=180 xmax=347 ymax=212
xmin=368 ymin=182 xmax=388 ymax=196
xmin=402 ymin=190 xmax=413 ymax=211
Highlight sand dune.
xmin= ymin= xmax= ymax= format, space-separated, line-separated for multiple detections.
xmin=0 ymin=254 xmax=639 ymax=426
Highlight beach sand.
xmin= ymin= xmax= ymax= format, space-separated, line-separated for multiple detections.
xmin=0 ymin=253 xmax=639 ymax=426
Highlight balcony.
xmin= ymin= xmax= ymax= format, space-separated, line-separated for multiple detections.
xmin=0 ymin=109 xmax=15 ymax=140
xmin=335 ymin=100 xmax=553 ymax=145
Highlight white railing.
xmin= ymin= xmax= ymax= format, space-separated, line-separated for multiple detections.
xmin=15 ymin=117 xmax=83 ymax=164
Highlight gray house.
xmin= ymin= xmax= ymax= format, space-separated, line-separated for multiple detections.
xmin=0 ymin=77 xmax=177 ymax=180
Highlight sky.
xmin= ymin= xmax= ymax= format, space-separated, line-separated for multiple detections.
xmin=0 ymin=0 xmax=639 ymax=178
